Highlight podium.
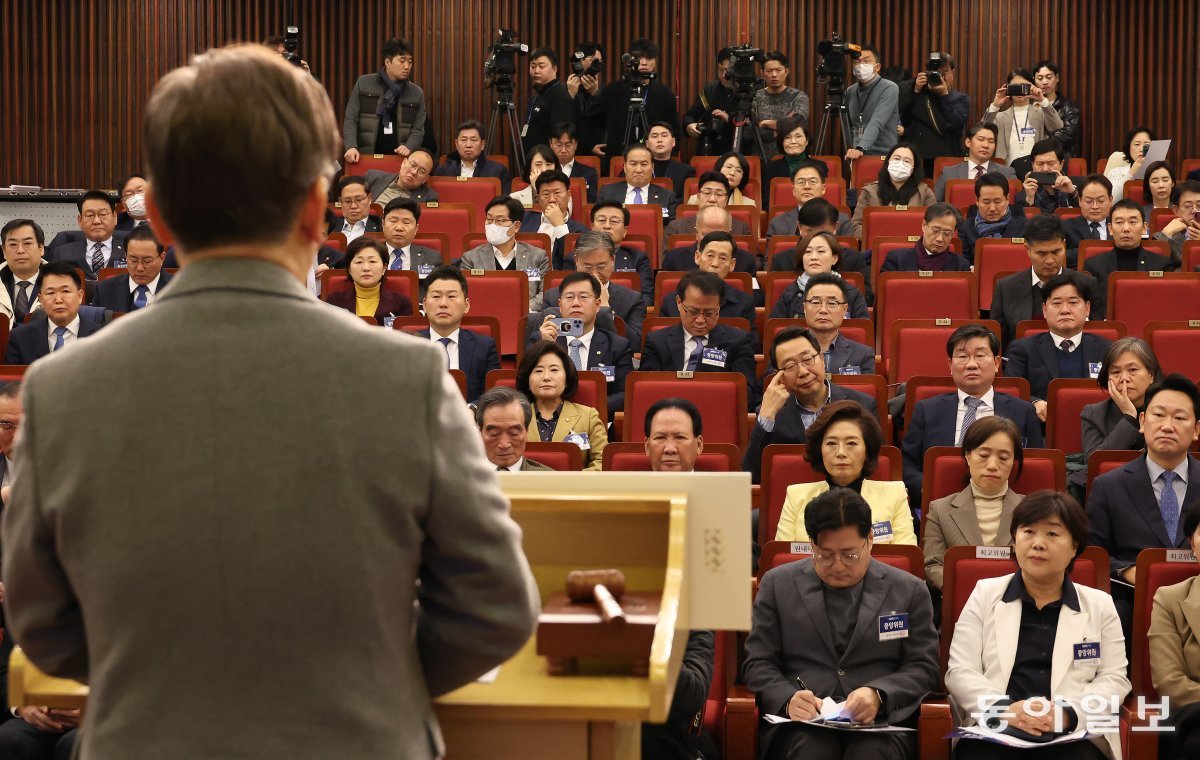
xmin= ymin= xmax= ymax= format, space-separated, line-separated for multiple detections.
xmin=9 ymin=472 xmax=751 ymax=760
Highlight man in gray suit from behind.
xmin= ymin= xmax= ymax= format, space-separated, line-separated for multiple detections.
xmin=1 ymin=45 xmax=539 ymax=760
xmin=744 ymin=488 xmax=939 ymax=759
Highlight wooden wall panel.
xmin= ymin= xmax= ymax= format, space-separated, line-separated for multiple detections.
xmin=2 ymin=0 xmax=1197 ymax=189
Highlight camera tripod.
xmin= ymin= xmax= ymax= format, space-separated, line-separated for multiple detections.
xmin=622 ymin=82 xmax=652 ymax=151
xmin=485 ymin=80 xmax=527 ymax=178
xmin=813 ymin=87 xmax=855 ymax=156
xmin=729 ymin=90 xmax=771 ymax=167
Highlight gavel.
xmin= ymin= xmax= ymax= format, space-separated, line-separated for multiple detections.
xmin=566 ymin=569 xmax=627 ymax=624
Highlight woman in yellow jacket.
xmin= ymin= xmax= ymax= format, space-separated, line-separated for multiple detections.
xmin=775 ymin=400 xmax=916 ymax=544
xmin=518 ymin=340 xmax=607 ymax=471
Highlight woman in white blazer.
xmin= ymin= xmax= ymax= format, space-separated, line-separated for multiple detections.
xmin=946 ymin=491 xmax=1130 ymax=760
xmin=775 ymin=399 xmax=916 ymax=544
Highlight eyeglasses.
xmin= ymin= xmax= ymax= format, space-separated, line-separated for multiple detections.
xmin=925 ymin=226 xmax=956 ymax=239
xmin=82 ymin=211 xmax=112 ymax=221
xmin=578 ymin=262 xmax=611 ymax=273
xmin=804 ymin=298 xmax=846 ymax=310
xmin=780 ymin=353 xmax=821 ymax=373
xmin=484 ymin=216 xmax=514 ymax=225
xmin=560 ymin=292 xmax=596 ymax=303
xmin=812 ymin=541 xmax=868 ymax=566
xmin=1080 ymin=197 xmax=1109 ymax=207
xmin=341 ymin=194 xmax=369 ymax=205
xmin=680 ymin=304 xmax=720 ymax=319
xmin=403 ymin=163 xmax=431 ymax=177
xmin=952 ymin=351 xmax=995 ymax=364
xmin=698 ymin=189 xmax=728 ymax=199
xmin=126 ymin=256 xmax=160 ymax=268
xmin=793 ymin=178 xmax=823 ymax=187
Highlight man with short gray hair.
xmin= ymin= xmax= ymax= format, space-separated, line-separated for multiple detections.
xmin=538 ymin=231 xmax=644 ymax=348
xmin=475 ymin=386 xmax=552 ymax=471
xmin=661 ymin=205 xmax=756 ymax=274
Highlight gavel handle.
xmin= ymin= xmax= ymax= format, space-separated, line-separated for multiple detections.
xmin=593 ymin=584 xmax=626 ymax=623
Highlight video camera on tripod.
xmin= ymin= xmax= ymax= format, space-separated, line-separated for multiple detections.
xmin=482 ymin=29 xmax=529 ymax=93
xmin=815 ymin=32 xmax=862 ymax=95
xmin=725 ymin=44 xmax=765 ymax=96
xmin=620 ymin=51 xmax=657 ymax=86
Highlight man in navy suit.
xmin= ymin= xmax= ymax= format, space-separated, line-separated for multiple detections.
xmin=660 ymin=206 xmax=755 ymax=274
xmin=92 ymin=225 xmax=174 ymax=312
xmin=1013 ymin=139 xmax=1082 ymax=217
xmin=657 ymin=231 xmax=756 ymax=342
xmin=956 ymin=172 xmax=1028 ymax=263
xmin=430 ymin=120 xmax=512 ymax=193
xmin=588 ymin=202 xmax=654 ymax=306
xmin=531 ymin=271 xmax=633 ymax=415
xmin=596 ymin=144 xmax=680 ymax=221
xmin=418 ymin=266 xmax=499 ymax=403
xmin=640 ymin=271 xmax=757 ymax=406
xmin=1004 ymin=274 xmax=1111 ymax=414
xmin=879 ymin=203 xmax=971 ymax=272
xmin=519 ymin=170 xmax=587 ymax=270
xmin=901 ymin=324 xmax=1044 ymax=500
xmin=742 ymin=326 xmax=880 ymax=483
xmin=326 ymin=175 xmax=382 ymax=243
xmin=549 ymin=122 xmax=598 ymax=202
xmin=1061 ymin=174 xmax=1113 ymax=257
xmin=49 ymin=190 xmax=128 ymax=279
xmin=536 ymin=231 xmax=644 ymax=349
xmin=4 ymin=262 xmax=104 ymax=365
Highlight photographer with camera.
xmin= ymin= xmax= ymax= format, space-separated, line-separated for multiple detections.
xmin=683 ymin=47 xmax=738 ymax=156
xmin=565 ymin=42 xmax=605 ymax=157
xmin=265 ymin=32 xmax=310 ymax=73
xmin=583 ymin=38 xmax=679 ymax=163
xmin=750 ymin=52 xmax=809 ymax=157
xmin=343 ymin=38 xmax=426 ymax=164
xmin=522 ymin=47 xmax=576 ymax=154
xmin=898 ymin=52 xmax=969 ymax=177
xmin=979 ymin=67 xmax=1062 ymax=165
xmin=843 ymin=45 xmax=900 ymax=161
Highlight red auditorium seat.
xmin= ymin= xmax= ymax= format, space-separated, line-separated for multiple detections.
xmin=885 ymin=319 xmax=1001 ymax=384
xmin=411 ymin=232 xmax=451 ymax=261
xmin=623 ymin=371 xmax=748 ymax=447
xmin=673 ymin=205 xmax=763 ymax=238
xmin=1184 ymin=240 xmax=1200 ymax=273
xmin=851 ymin=156 xmax=887 ymax=189
xmin=871 ymin=236 xmax=963 ymax=284
xmin=486 ymin=368 xmax=608 ymax=424
xmin=0 ymin=363 xmax=27 ymax=379
xmin=416 ymin=204 xmax=477 ymax=260
xmin=1145 ymin=320 xmax=1200 ymax=379
xmin=874 ymin=274 xmax=978 ymax=351
xmin=601 ymin=442 xmax=741 ymax=471
xmin=1108 ymin=272 xmax=1200 ymax=337
xmin=920 ymin=445 xmax=1066 ymax=511
xmin=974 ymin=238 xmax=1032 ymax=310
xmin=1085 ymin=450 xmax=1139 ymax=499
xmin=323 ymin=233 xmax=348 ymax=252
xmin=522 ymin=441 xmax=584 ymax=471
xmin=321 ymin=269 xmax=418 ymax=303
xmin=460 ymin=271 xmax=528 ymax=356
xmin=426 ymin=177 xmax=502 ymax=227
xmin=861 ymin=206 xmax=929 ymax=252
xmin=344 ymin=154 xmax=403 ymax=175
xmin=943 ymin=178 xmax=1020 ymax=208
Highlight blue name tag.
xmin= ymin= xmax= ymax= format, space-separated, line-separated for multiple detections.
xmin=1073 ymin=642 xmax=1100 ymax=661
xmin=417 ymin=264 xmax=434 ymax=278
xmin=596 ymin=364 xmax=616 ymax=381
xmin=525 ymin=268 xmax=542 ymax=282
xmin=382 ymin=316 xmax=396 ymax=328
xmin=871 ymin=521 xmax=894 ymax=543
xmin=879 ymin=613 xmax=909 ymax=641
xmin=701 ymin=347 xmax=728 ymax=368
xmin=1019 ymin=126 xmax=1036 ymax=136
xmin=1088 ymin=362 xmax=1102 ymax=379
xmin=838 ymin=366 xmax=862 ymax=375
xmin=564 ymin=432 xmax=590 ymax=450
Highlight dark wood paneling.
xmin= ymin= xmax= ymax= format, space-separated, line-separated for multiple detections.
xmin=3 ymin=1 xmax=1197 ymax=189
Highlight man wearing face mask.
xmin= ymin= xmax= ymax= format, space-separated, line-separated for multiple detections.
xmin=115 ymin=173 xmax=151 ymax=233
xmin=683 ymin=47 xmax=738 ymax=156
xmin=460 ymin=196 xmax=550 ymax=312
xmin=843 ymin=45 xmax=900 ymax=161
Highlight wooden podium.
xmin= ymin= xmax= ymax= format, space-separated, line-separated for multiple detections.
xmin=9 ymin=472 xmax=751 ymax=760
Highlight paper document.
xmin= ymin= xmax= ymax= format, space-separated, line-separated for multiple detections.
xmin=952 ymin=726 xmax=1090 ymax=747
xmin=1131 ymin=140 xmax=1171 ymax=178
xmin=762 ymin=699 xmax=916 ymax=732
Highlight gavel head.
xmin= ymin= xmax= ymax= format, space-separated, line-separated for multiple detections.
xmin=565 ymin=569 xmax=627 ymax=602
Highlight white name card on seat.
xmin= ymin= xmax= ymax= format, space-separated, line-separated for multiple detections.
xmin=790 ymin=542 xmax=813 ymax=554
xmin=976 ymin=546 xmax=1012 ymax=559
xmin=1167 ymin=549 xmax=1196 ymax=563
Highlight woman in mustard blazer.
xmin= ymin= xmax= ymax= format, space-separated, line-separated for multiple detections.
xmin=518 ymin=340 xmax=607 ymax=471
xmin=775 ymin=400 xmax=915 ymax=544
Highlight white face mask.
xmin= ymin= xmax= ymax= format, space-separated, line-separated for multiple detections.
xmin=887 ymin=160 xmax=913 ymax=182
xmin=485 ymin=223 xmax=513 ymax=247
xmin=855 ymin=63 xmax=876 ymax=82
xmin=124 ymin=192 xmax=147 ymax=218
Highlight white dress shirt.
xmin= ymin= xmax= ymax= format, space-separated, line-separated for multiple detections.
xmin=561 ymin=160 xmax=576 ymax=177
xmin=498 ymin=458 xmax=526 ymax=472
xmin=624 ymin=183 xmax=651 ymax=205
xmin=1085 ymin=219 xmax=1108 ymax=240
xmin=89 ymin=237 xmax=115 ymax=268
xmin=46 ymin=315 xmax=80 ymax=353
xmin=459 ymin=160 xmax=477 ymax=178
xmin=954 ymin=388 xmax=996 ymax=442
xmin=1049 ymin=330 xmax=1084 ymax=351
xmin=128 ymin=273 xmax=162 ymax=307
xmin=683 ymin=328 xmax=708 ymax=363
xmin=430 ymin=327 xmax=461 ymax=370
xmin=388 ymin=245 xmax=412 ymax=270
xmin=341 ymin=218 xmax=367 ymax=243
xmin=565 ymin=328 xmax=594 ymax=369
xmin=1031 ymin=268 xmax=1066 ymax=288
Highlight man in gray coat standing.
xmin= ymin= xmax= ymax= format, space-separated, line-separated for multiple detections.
xmin=1 ymin=44 xmax=539 ymax=760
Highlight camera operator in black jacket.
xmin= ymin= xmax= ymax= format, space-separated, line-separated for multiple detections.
xmin=581 ymin=38 xmax=680 ymax=164
xmin=522 ymin=47 xmax=576 ymax=154
xmin=898 ymin=52 xmax=970 ymax=177
xmin=683 ymin=47 xmax=739 ymax=156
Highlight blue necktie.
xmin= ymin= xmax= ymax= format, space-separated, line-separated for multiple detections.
xmin=957 ymin=396 xmax=983 ymax=446
xmin=438 ymin=336 xmax=452 ymax=362
xmin=52 ymin=326 xmax=68 ymax=351
xmin=390 ymin=249 xmax=405 ymax=270
xmin=686 ymin=336 xmax=706 ymax=371
xmin=90 ymin=242 xmax=105 ymax=275
xmin=632 ymin=187 xmax=644 ymax=204
xmin=1160 ymin=471 xmax=1181 ymax=545
xmin=569 ymin=338 xmax=585 ymax=371
xmin=133 ymin=285 xmax=149 ymax=309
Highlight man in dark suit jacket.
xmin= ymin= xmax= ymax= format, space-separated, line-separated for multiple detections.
xmin=521 ymin=50 xmax=576 ymax=154
xmin=640 ymin=272 xmax=758 ymax=404
xmin=586 ymin=202 xmax=655 ymax=306
xmin=326 ymin=174 xmax=382 ymax=241
xmin=645 ymin=121 xmax=696 ymax=198
xmin=0 ymin=218 xmax=47 ymax=327
xmin=743 ymin=326 xmax=879 ymax=483
xmin=362 ymin=148 xmax=440 ymax=204
xmin=956 ymin=173 xmax=1029 ymax=263
xmin=549 ymin=122 xmax=598 ymax=202
xmin=657 ymin=231 xmax=756 ymax=341
xmin=5 ymin=263 xmax=104 ymax=365
xmin=989 ymin=215 xmax=1104 ymax=344
xmin=474 ymin=387 xmax=552 ymax=471
xmin=50 ymin=190 xmax=130 ymax=279
xmin=1084 ymin=199 xmax=1175 ymax=296
xmin=879 ymin=203 xmax=971 ymax=273
xmin=596 ymin=145 xmax=680 ymax=221
xmin=744 ymin=491 xmax=938 ymax=760
xmin=901 ymin=325 xmax=1044 ymax=500
xmin=520 ymin=170 xmax=588 ymax=269
xmin=91 ymin=225 xmax=174 ymax=312
xmin=431 ymin=120 xmax=512 ymax=193
xmin=538 ymin=231 xmax=645 ymax=349
xmin=765 ymin=162 xmax=854 ymax=239
xmin=1060 ymin=175 xmax=1115 ymax=258
xmin=381 ymin=198 xmax=443 ymax=274
xmin=1012 ymin=140 xmax=1082 ymax=216
xmin=421 ymin=266 xmax=499 ymax=403
xmin=661 ymin=206 xmax=755 ymax=274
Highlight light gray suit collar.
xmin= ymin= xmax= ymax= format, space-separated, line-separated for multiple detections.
xmin=157 ymin=258 xmax=314 ymax=303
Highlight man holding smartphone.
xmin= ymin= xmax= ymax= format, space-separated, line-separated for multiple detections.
xmin=1014 ymin=138 xmax=1079 ymax=217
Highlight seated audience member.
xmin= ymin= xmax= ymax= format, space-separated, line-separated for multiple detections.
xmin=933 ymin=123 xmax=1016 ymax=201
xmin=432 ymin=119 xmax=512 ymax=192
xmin=1102 ymin=125 xmax=1155 ymax=202
xmin=1004 ymin=274 xmax=1111 ymax=415
xmin=520 ymin=170 xmax=588 ymax=269
xmin=660 ymin=206 xmax=755 ymax=274
xmin=797 ymin=273 xmax=875 ymax=376
xmin=641 ymin=629 xmax=717 ymax=760
xmin=767 ymin=159 xmax=853 ymax=239
xmin=990 ymin=214 xmax=1103 ymax=345
xmin=328 ymin=175 xmax=381 ymax=243
xmin=901 ymin=325 xmax=1043 ymax=500
xmin=1149 ymin=503 xmax=1200 ymax=760
xmin=1153 ymin=180 xmax=1200 ymax=266
xmin=1083 ymin=199 xmax=1175 ymax=294
xmin=849 ymin=142 xmax=936 ymax=241
xmin=744 ymin=488 xmax=938 ymax=760
xmin=4 ymin=262 xmax=104 ymax=365
xmin=474 ymin=386 xmax=552 ymax=471
xmin=769 ymin=198 xmax=870 ymax=292
xmin=1014 ymin=138 xmax=1079 ymax=216
xmin=531 ymin=270 xmax=634 ymax=414
xmin=666 ymin=172 xmax=752 ymax=236
xmin=596 ymin=143 xmax=680 ymax=221
xmin=644 ymin=397 xmax=704 ymax=472
xmin=761 ymin=116 xmax=814 ymax=191
xmin=325 ymin=238 xmax=413 ymax=322
xmin=50 ymin=190 xmax=127 ymax=278
xmin=542 ymin=231 xmax=644 ymax=349
xmin=645 ymin=121 xmax=696 ymax=198
xmin=1062 ymin=174 xmax=1114 ymax=253
xmin=775 ymin=400 xmax=915 ymax=544
xmin=711 ymin=151 xmax=757 ymax=207
xmin=946 ymin=491 xmax=1129 ymax=760
xmin=419 ymin=265 xmax=499 ymax=403
xmin=878 ymin=203 xmax=970 ymax=272
xmin=1142 ymin=160 xmax=1176 ymax=216
xmin=744 ymin=327 xmax=879 ymax=483
xmin=364 ymin=148 xmax=439 ymax=205
xmin=115 ymin=172 xmax=150 ymax=232
xmin=980 ymin=68 xmax=1062 ymax=166
xmin=91 ymin=225 xmax=172 ymax=312
xmin=957 ymin=172 xmax=1028 ymax=263
xmin=517 ymin=340 xmax=608 ymax=471
xmin=379 ymin=198 xmax=442 ymax=273
xmin=548 ymin=122 xmax=598 ymax=202
xmin=1073 ymin=337 xmax=1161 ymax=491
xmin=658 ymin=232 xmax=755 ymax=331
xmin=511 ymin=144 xmax=560 ymax=207
xmin=923 ymin=417 xmax=1025 ymax=589
xmin=460 ymin=196 xmax=550 ymax=312
xmin=770 ymin=231 xmax=869 ymax=320
xmin=1 ymin=218 xmax=48 ymax=326
xmin=589 ymin=201 xmax=654 ymax=306
xmin=640 ymin=271 xmax=758 ymax=405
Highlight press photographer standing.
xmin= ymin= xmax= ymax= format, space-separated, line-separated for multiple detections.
xmin=683 ymin=47 xmax=738 ymax=155
xmin=565 ymin=41 xmax=606 ymax=156
xmin=582 ymin=38 xmax=679 ymax=163
xmin=898 ymin=53 xmax=969 ymax=177
xmin=523 ymin=47 xmax=575 ymax=154
xmin=343 ymin=38 xmax=427 ymax=164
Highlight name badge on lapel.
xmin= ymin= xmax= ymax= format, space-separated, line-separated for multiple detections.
xmin=871 ymin=521 xmax=894 ymax=543
xmin=596 ymin=364 xmax=616 ymax=382
xmin=879 ymin=613 xmax=909 ymax=641
xmin=417 ymin=264 xmax=434 ymax=278
xmin=1073 ymin=642 xmax=1100 ymax=662
xmin=564 ymin=432 xmax=590 ymax=450
xmin=1088 ymin=362 xmax=1102 ymax=379
xmin=525 ymin=268 xmax=542 ymax=282
xmin=701 ymin=347 xmax=728 ymax=368
xmin=838 ymin=366 xmax=861 ymax=375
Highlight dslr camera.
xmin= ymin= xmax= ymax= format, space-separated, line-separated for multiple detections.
xmin=925 ymin=52 xmax=945 ymax=87
xmin=281 ymin=26 xmax=303 ymax=67
xmin=815 ymin=32 xmax=862 ymax=93
xmin=570 ymin=49 xmax=603 ymax=77
xmin=483 ymin=29 xmax=528 ymax=90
